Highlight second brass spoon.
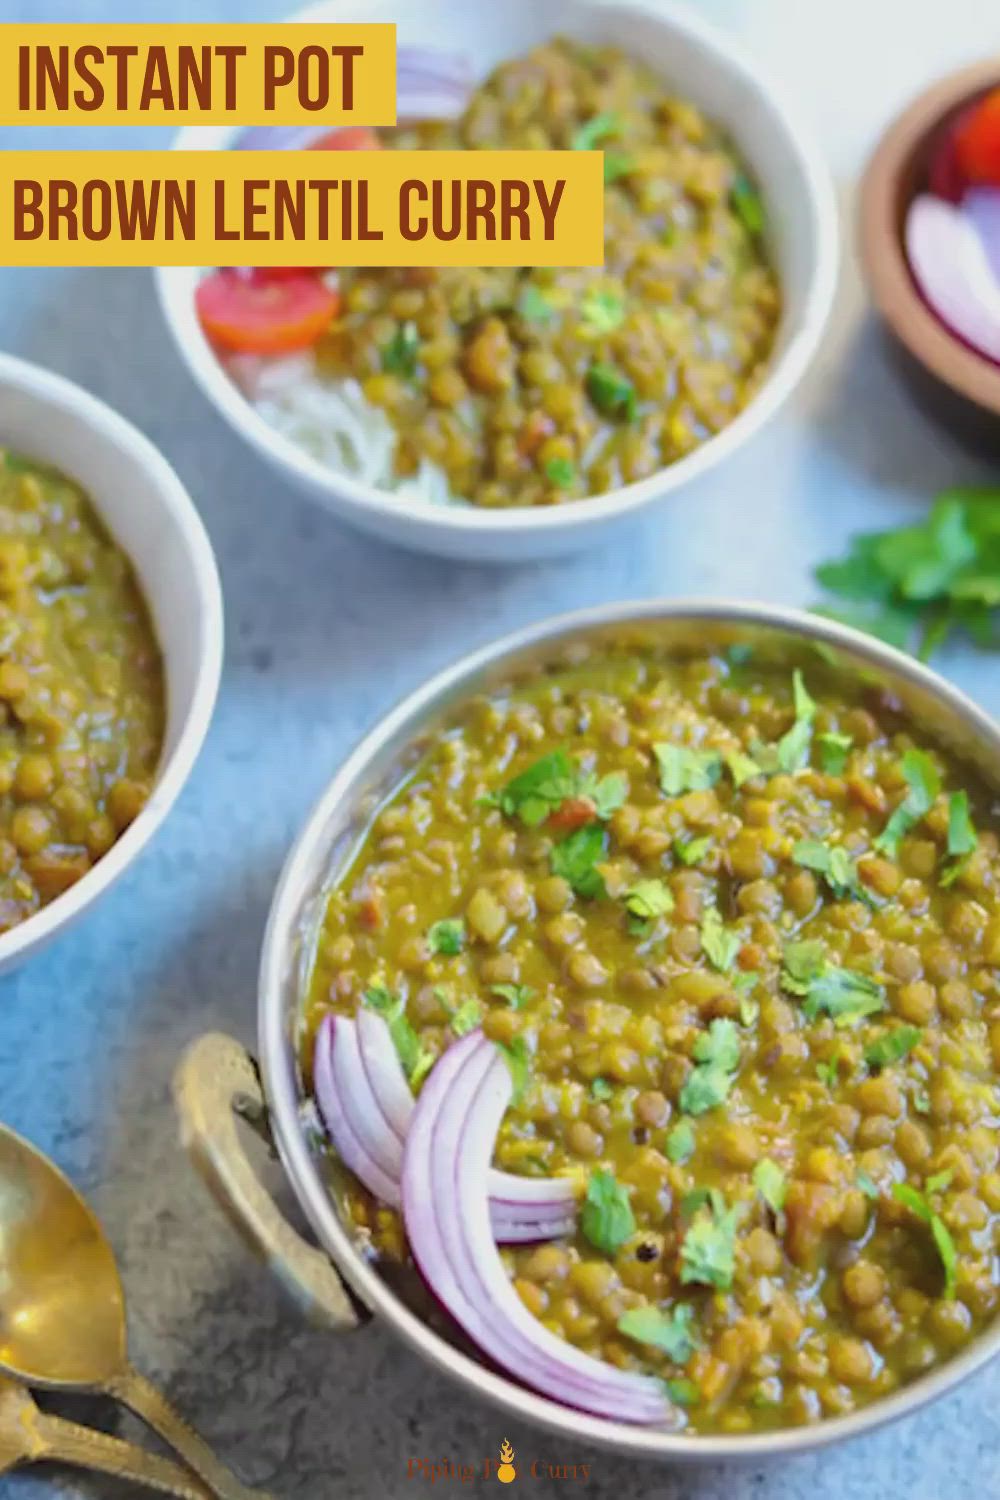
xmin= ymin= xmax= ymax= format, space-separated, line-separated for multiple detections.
xmin=0 ymin=1125 xmax=270 ymax=1500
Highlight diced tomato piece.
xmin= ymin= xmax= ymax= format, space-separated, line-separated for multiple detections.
xmin=953 ymin=88 xmax=1000 ymax=187
xmin=195 ymin=268 xmax=339 ymax=355
xmin=309 ymin=126 xmax=382 ymax=151
xmin=547 ymin=796 xmax=598 ymax=833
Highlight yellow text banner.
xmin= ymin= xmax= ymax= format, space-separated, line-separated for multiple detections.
xmin=0 ymin=150 xmax=605 ymax=268
xmin=0 ymin=24 xmax=396 ymax=125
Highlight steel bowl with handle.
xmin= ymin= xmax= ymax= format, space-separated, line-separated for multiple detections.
xmin=175 ymin=600 xmax=1000 ymax=1461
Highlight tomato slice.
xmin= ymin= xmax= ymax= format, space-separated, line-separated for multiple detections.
xmin=309 ymin=125 xmax=382 ymax=151
xmin=547 ymin=797 xmax=598 ymax=834
xmin=196 ymin=268 xmax=339 ymax=354
xmin=953 ymin=88 xmax=1000 ymax=188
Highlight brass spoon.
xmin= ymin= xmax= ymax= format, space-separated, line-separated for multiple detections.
xmin=0 ymin=1377 xmax=213 ymax=1497
xmin=0 ymin=1126 xmax=270 ymax=1500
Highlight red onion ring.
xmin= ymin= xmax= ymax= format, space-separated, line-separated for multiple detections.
xmin=313 ymin=1017 xmax=400 ymax=1207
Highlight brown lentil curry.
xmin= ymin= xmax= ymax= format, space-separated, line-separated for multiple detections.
xmin=304 ymin=642 xmax=1000 ymax=1434
xmin=321 ymin=40 xmax=780 ymax=507
xmin=0 ymin=450 xmax=163 ymax=929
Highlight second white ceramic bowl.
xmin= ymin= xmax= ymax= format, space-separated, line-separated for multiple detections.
xmin=0 ymin=353 xmax=223 ymax=974
xmin=157 ymin=0 xmax=839 ymax=563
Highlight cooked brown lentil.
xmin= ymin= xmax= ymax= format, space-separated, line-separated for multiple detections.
xmin=304 ymin=642 xmax=1000 ymax=1434
xmin=319 ymin=40 xmax=780 ymax=507
xmin=0 ymin=450 xmax=162 ymax=926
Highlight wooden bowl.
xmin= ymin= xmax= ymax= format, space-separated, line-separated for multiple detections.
xmin=859 ymin=58 xmax=1000 ymax=451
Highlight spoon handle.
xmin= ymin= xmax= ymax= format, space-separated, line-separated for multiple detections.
xmin=108 ymin=1365 xmax=271 ymax=1500
xmin=30 ymin=1407 xmax=214 ymax=1499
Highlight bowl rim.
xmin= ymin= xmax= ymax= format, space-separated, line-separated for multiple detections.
xmin=258 ymin=596 xmax=1000 ymax=1461
xmin=155 ymin=0 xmax=839 ymax=543
xmin=0 ymin=351 xmax=224 ymax=966
xmin=858 ymin=57 xmax=1000 ymax=417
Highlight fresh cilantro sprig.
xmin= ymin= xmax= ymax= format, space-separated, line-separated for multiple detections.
xmin=792 ymin=839 xmax=873 ymax=906
xmin=700 ymin=907 xmax=741 ymax=972
xmin=874 ymin=749 xmax=941 ymax=858
xmin=941 ymin=789 xmax=977 ymax=886
xmin=753 ymin=1158 xmax=787 ymax=1215
xmin=617 ymin=1302 xmax=698 ymax=1362
xmin=864 ymin=1025 xmax=922 ymax=1069
xmin=680 ymin=1189 xmax=740 ymax=1290
xmin=892 ymin=1180 xmax=958 ymax=1299
xmin=551 ymin=823 xmax=608 ymax=898
xmin=780 ymin=941 xmax=886 ymax=1026
xmin=754 ymin=670 xmax=816 ymax=774
xmin=680 ymin=1018 xmax=741 ymax=1116
xmin=492 ymin=750 xmax=626 ymax=828
xmin=581 ymin=1168 xmax=635 ymax=1255
xmin=427 ymin=918 xmax=465 ymax=956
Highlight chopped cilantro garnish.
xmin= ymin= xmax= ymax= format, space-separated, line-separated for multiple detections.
xmin=731 ymin=172 xmax=765 ymax=236
xmin=818 ymin=731 xmax=853 ymax=775
xmin=517 ymin=284 xmax=556 ymax=323
xmin=664 ymin=1377 xmax=700 ymax=1407
xmin=581 ymin=1168 xmax=635 ymax=1256
xmin=875 ymin=749 xmax=941 ymax=858
xmin=590 ymin=1076 xmax=613 ymax=1102
xmin=892 ymin=1181 xmax=958 ymax=1299
xmin=448 ymin=997 xmax=482 ymax=1036
xmin=427 ymin=918 xmax=465 ymax=956
xmin=680 ymin=1018 xmax=741 ymax=1116
xmin=666 ymin=1118 xmax=696 ymax=1163
xmin=864 ymin=1025 xmax=922 ymax=1069
xmin=941 ymin=789 xmax=977 ymax=886
xmin=363 ymin=985 xmax=433 ymax=1086
xmin=551 ymin=823 xmax=608 ymax=898
xmin=571 ymin=111 xmax=622 ymax=152
xmin=497 ymin=1035 xmax=531 ymax=1104
xmin=674 ymin=834 xmax=713 ymax=866
xmin=913 ymin=1086 xmax=932 ymax=1115
xmin=624 ymin=879 xmax=674 ymax=928
xmin=654 ymin=744 xmax=723 ymax=796
xmin=602 ymin=151 xmax=633 ymax=183
xmin=815 ymin=1057 xmax=840 ymax=1088
xmin=617 ymin=1302 xmax=698 ymax=1362
xmin=491 ymin=983 xmax=533 ymax=1010
xmin=381 ymin=320 xmax=420 ymax=377
xmin=734 ymin=972 xmax=760 ymax=1027
xmin=581 ymin=287 xmax=626 ymax=334
xmin=792 ymin=839 xmax=872 ymax=905
xmin=700 ymin=907 xmax=741 ymax=973
xmin=753 ymin=1157 xmax=787 ymax=1214
xmin=578 ymin=769 xmax=628 ymax=818
xmin=497 ymin=748 xmax=577 ymax=827
xmin=926 ymin=1169 xmax=953 ymax=1195
xmin=725 ymin=748 xmax=762 ymax=788
xmin=751 ymin=670 xmax=816 ymax=774
xmin=781 ymin=942 xmax=886 ymax=1026
xmin=544 ymin=455 xmax=575 ymax=489
xmin=680 ymin=1189 xmax=739 ymax=1290
xmin=586 ymin=362 xmax=637 ymax=421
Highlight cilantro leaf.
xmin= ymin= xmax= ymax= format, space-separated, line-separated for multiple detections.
xmin=792 ymin=839 xmax=872 ymax=905
xmin=780 ymin=943 xmax=886 ymax=1026
xmin=490 ymin=983 xmax=533 ymax=1010
xmin=674 ymin=835 xmax=713 ymax=866
xmin=427 ymin=918 xmax=465 ymax=956
xmin=517 ymin=285 xmax=556 ymax=323
xmin=666 ymin=1119 xmax=696 ymax=1163
xmin=581 ymin=1168 xmax=635 ymax=1255
xmin=381 ymin=320 xmax=420 ymax=377
xmin=942 ymin=790 xmax=977 ymax=886
xmin=777 ymin=670 xmax=816 ymax=772
xmin=581 ymin=287 xmax=625 ymax=334
xmin=665 ymin=1377 xmax=700 ymax=1407
xmin=680 ymin=1191 xmax=740 ymax=1290
xmin=726 ymin=748 xmax=762 ymax=788
xmin=497 ymin=1035 xmax=531 ymax=1104
xmin=579 ymin=769 xmax=629 ymax=819
xmin=498 ymin=748 xmax=577 ymax=827
xmin=680 ymin=1018 xmax=741 ymax=1116
xmin=654 ymin=743 xmax=723 ymax=796
xmin=590 ymin=1076 xmax=613 ymax=1102
xmin=817 ymin=731 xmax=853 ymax=775
xmin=551 ymin=823 xmax=608 ymax=898
xmin=700 ymin=907 xmax=740 ymax=972
xmin=731 ymin=172 xmax=765 ymax=236
xmin=874 ymin=749 xmax=941 ymax=857
xmin=864 ymin=1025 xmax=922 ymax=1069
xmin=586 ymin=362 xmax=637 ymax=421
xmin=545 ymin=456 xmax=575 ymax=489
xmin=891 ymin=1181 xmax=958 ymax=1298
xmin=448 ymin=997 xmax=482 ymax=1036
xmin=571 ymin=111 xmax=622 ymax=152
xmin=781 ymin=939 xmax=826 ymax=995
xmin=624 ymin=879 xmax=674 ymax=924
xmin=363 ymin=986 xmax=433 ymax=1086
xmin=753 ymin=1157 xmax=787 ymax=1214
xmin=815 ymin=1057 xmax=840 ymax=1088
xmin=617 ymin=1302 xmax=698 ymax=1363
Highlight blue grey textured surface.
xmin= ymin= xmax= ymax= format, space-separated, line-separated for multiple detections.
xmin=1 ymin=0 xmax=1000 ymax=1495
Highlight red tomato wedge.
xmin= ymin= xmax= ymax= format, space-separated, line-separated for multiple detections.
xmin=309 ymin=126 xmax=382 ymax=151
xmin=196 ymin=268 xmax=339 ymax=355
xmin=953 ymin=88 xmax=1000 ymax=188
xmin=547 ymin=797 xmax=598 ymax=834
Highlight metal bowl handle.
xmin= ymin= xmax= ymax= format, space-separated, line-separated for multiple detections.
xmin=173 ymin=1032 xmax=360 ymax=1332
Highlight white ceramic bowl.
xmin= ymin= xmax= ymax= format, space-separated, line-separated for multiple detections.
xmin=0 ymin=353 xmax=223 ymax=973
xmin=156 ymin=0 xmax=839 ymax=563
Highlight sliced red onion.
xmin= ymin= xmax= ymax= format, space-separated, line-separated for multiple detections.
xmin=965 ymin=187 xmax=1000 ymax=286
xmin=402 ymin=1033 xmax=675 ymax=1425
xmin=313 ymin=1017 xmax=400 ymax=1207
xmin=906 ymin=193 xmax=1000 ymax=364
xmin=316 ymin=1014 xmax=576 ymax=1241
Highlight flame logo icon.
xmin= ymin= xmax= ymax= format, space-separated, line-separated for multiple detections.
xmin=497 ymin=1439 xmax=516 ymax=1483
